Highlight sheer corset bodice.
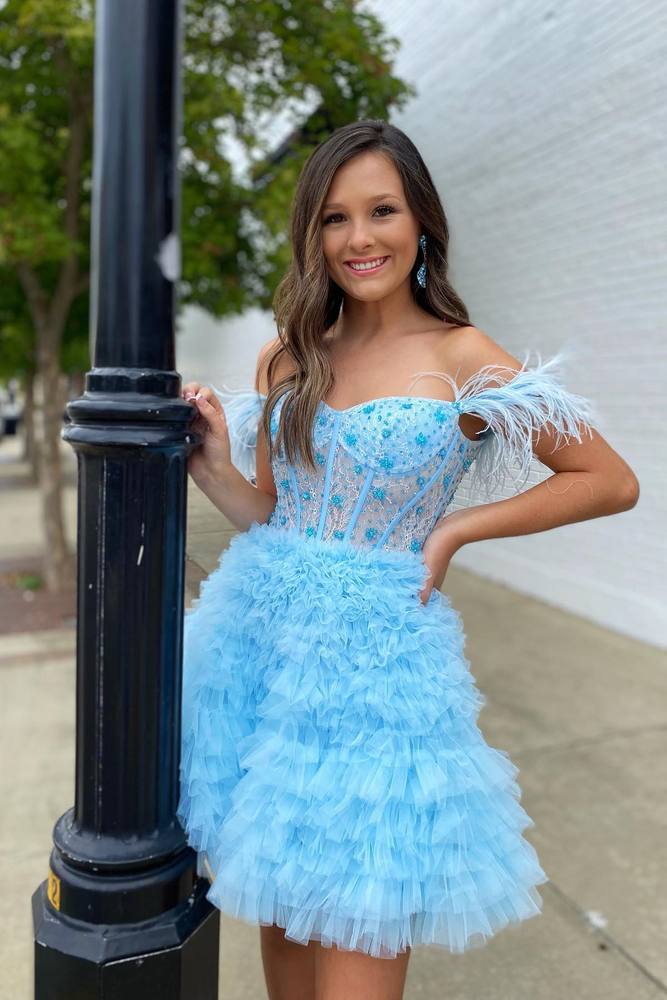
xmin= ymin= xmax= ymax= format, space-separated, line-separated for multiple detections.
xmin=266 ymin=394 xmax=483 ymax=553
xmin=214 ymin=352 xmax=597 ymax=555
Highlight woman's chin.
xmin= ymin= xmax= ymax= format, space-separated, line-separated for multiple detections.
xmin=345 ymin=279 xmax=405 ymax=301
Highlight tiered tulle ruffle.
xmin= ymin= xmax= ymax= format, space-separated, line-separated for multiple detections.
xmin=178 ymin=521 xmax=548 ymax=958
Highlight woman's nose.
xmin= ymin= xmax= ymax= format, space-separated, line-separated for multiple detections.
xmin=347 ymin=228 xmax=375 ymax=252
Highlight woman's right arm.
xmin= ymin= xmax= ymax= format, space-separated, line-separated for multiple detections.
xmin=182 ymin=341 xmax=279 ymax=531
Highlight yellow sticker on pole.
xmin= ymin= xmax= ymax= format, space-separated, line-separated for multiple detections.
xmin=47 ymin=869 xmax=61 ymax=911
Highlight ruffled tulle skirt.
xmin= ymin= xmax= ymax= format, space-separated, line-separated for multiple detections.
xmin=177 ymin=521 xmax=548 ymax=959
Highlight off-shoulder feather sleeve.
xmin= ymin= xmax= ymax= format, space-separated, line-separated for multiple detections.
xmin=211 ymin=383 xmax=266 ymax=483
xmin=449 ymin=351 xmax=599 ymax=498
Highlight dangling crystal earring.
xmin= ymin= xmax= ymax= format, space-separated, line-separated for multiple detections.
xmin=416 ymin=233 xmax=427 ymax=288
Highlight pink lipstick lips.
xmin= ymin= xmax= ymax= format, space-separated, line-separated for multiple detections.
xmin=344 ymin=255 xmax=390 ymax=276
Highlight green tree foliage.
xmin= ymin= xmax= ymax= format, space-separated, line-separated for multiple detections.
xmin=0 ymin=0 xmax=414 ymax=588
xmin=1 ymin=0 xmax=413 ymax=365
xmin=180 ymin=0 xmax=414 ymax=311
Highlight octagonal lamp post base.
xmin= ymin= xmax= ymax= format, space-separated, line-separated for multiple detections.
xmin=33 ymin=872 xmax=220 ymax=1000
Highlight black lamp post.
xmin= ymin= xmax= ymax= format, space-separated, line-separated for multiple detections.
xmin=32 ymin=0 xmax=220 ymax=995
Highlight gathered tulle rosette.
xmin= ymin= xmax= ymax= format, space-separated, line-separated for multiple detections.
xmin=178 ymin=521 xmax=549 ymax=958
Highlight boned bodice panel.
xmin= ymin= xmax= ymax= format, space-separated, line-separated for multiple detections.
xmin=267 ymin=395 xmax=481 ymax=553
xmin=213 ymin=351 xmax=598 ymax=555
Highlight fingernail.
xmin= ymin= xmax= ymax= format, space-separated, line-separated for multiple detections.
xmin=194 ymin=392 xmax=202 ymax=400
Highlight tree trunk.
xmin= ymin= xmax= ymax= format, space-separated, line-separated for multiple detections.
xmin=13 ymin=64 xmax=90 ymax=592
xmin=70 ymin=370 xmax=85 ymax=397
xmin=22 ymin=371 xmax=39 ymax=481
xmin=38 ymin=359 xmax=74 ymax=591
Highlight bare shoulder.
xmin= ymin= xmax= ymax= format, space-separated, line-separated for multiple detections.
xmin=442 ymin=325 xmax=524 ymax=383
xmin=254 ymin=336 xmax=297 ymax=394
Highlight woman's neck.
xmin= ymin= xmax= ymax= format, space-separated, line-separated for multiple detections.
xmin=334 ymin=280 xmax=432 ymax=342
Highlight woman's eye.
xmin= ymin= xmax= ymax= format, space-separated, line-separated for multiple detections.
xmin=322 ymin=204 xmax=396 ymax=225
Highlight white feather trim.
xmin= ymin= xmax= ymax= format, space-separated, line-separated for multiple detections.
xmin=212 ymin=352 xmax=598 ymax=498
xmin=211 ymin=383 xmax=265 ymax=483
xmin=453 ymin=351 xmax=598 ymax=497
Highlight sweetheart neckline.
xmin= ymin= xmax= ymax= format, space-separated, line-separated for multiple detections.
xmin=317 ymin=396 xmax=484 ymax=447
xmin=255 ymin=389 xmax=484 ymax=447
xmin=319 ymin=394 xmax=455 ymax=414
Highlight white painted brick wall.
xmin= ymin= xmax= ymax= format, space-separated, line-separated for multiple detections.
xmin=362 ymin=0 xmax=667 ymax=648
xmin=178 ymin=0 xmax=666 ymax=648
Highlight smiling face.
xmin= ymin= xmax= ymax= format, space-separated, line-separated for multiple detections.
xmin=320 ymin=150 xmax=422 ymax=302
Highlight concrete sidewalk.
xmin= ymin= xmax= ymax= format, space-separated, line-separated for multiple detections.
xmin=1 ymin=439 xmax=666 ymax=999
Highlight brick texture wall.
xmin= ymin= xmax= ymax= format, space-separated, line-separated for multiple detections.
xmin=364 ymin=0 xmax=666 ymax=647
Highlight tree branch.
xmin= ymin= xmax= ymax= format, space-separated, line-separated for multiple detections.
xmin=16 ymin=261 xmax=49 ymax=334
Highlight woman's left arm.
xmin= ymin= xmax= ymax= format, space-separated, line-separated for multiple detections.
xmin=448 ymin=422 xmax=638 ymax=541
xmin=421 ymin=424 xmax=639 ymax=601
xmin=419 ymin=330 xmax=640 ymax=600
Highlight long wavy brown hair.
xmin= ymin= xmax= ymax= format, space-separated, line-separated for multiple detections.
xmin=261 ymin=118 xmax=472 ymax=471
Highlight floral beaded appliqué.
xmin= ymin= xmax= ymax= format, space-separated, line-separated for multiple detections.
xmin=268 ymin=395 xmax=481 ymax=552
xmin=238 ymin=355 xmax=598 ymax=548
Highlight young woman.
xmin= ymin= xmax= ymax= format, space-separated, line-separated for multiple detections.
xmin=177 ymin=120 xmax=639 ymax=1000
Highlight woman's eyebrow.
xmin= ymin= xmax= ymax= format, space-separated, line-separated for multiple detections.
xmin=322 ymin=192 xmax=401 ymax=210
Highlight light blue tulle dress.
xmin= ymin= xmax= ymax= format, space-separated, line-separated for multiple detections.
xmin=177 ymin=352 xmax=597 ymax=959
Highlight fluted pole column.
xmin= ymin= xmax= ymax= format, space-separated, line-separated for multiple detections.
xmin=32 ymin=1 xmax=220 ymax=995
